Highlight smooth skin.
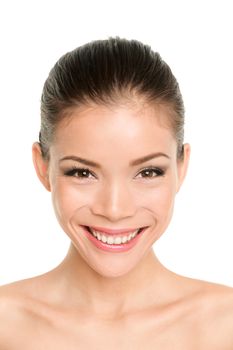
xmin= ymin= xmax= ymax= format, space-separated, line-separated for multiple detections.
xmin=1 ymin=101 xmax=233 ymax=349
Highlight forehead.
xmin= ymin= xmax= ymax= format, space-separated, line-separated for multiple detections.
xmin=50 ymin=103 xmax=177 ymax=160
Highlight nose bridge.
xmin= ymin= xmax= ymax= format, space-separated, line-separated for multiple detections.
xmin=91 ymin=178 xmax=136 ymax=221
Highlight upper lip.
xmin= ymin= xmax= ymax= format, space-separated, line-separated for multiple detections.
xmin=84 ymin=226 xmax=144 ymax=235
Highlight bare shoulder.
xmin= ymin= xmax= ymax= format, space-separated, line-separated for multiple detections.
xmin=207 ymin=281 xmax=233 ymax=321
xmin=0 ymin=280 xmax=27 ymax=320
xmin=0 ymin=277 xmax=54 ymax=349
xmin=0 ymin=275 xmax=55 ymax=319
xmin=0 ymin=280 xmax=35 ymax=342
xmin=187 ymin=277 xmax=233 ymax=348
xmin=0 ymin=281 xmax=26 ymax=348
xmin=196 ymin=279 xmax=233 ymax=318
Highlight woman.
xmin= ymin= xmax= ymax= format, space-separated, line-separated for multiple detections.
xmin=0 ymin=37 xmax=233 ymax=349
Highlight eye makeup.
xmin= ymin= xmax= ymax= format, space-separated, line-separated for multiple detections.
xmin=62 ymin=165 xmax=166 ymax=180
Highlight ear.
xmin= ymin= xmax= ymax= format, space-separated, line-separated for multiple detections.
xmin=176 ymin=143 xmax=191 ymax=193
xmin=32 ymin=142 xmax=51 ymax=192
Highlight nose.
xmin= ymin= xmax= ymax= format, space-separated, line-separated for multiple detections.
xmin=90 ymin=180 xmax=137 ymax=222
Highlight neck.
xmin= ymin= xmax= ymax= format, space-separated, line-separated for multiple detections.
xmin=51 ymin=243 xmax=172 ymax=318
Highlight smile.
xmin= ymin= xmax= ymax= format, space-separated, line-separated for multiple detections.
xmin=86 ymin=226 xmax=143 ymax=245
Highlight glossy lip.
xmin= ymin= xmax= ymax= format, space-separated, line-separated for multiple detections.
xmin=82 ymin=226 xmax=147 ymax=253
xmin=83 ymin=225 xmax=142 ymax=235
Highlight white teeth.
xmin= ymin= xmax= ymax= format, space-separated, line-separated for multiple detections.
xmin=107 ymin=235 xmax=113 ymax=244
xmin=114 ymin=236 xmax=122 ymax=245
xmin=121 ymin=236 xmax=128 ymax=243
xmin=101 ymin=235 xmax=107 ymax=243
xmin=89 ymin=228 xmax=140 ymax=245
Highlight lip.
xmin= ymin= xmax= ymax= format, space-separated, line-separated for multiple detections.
xmin=82 ymin=226 xmax=147 ymax=253
xmin=83 ymin=225 xmax=143 ymax=235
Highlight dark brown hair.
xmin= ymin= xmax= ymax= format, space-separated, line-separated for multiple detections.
xmin=39 ymin=36 xmax=185 ymax=161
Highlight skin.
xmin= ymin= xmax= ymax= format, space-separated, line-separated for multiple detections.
xmin=0 ymin=101 xmax=233 ymax=349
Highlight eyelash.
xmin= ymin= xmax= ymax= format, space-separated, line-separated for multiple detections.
xmin=63 ymin=166 xmax=165 ymax=180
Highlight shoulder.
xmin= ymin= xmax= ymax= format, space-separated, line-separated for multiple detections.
xmin=0 ymin=276 xmax=55 ymax=319
xmin=171 ymin=272 xmax=233 ymax=347
xmin=196 ymin=279 xmax=233 ymax=317
xmin=0 ymin=278 xmax=54 ymax=348
xmin=189 ymin=279 xmax=233 ymax=347
xmin=0 ymin=280 xmax=34 ymax=331
xmin=0 ymin=282 xmax=27 ymax=348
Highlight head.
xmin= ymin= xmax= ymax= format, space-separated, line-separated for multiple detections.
xmin=32 ymin=37 xmax=190 ymax=277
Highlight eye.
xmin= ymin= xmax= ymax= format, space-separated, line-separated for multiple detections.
xmin=64 ymin=167 xmax=95 ymax=179
xmin=136 ymin=166 xmax=165 ymax=179
xmin=63 ymin=166 xmax=166 ymax=180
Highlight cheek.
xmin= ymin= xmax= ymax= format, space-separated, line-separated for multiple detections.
xmin=51 ymin=181 xmax=88 ymax=228
xmin=144 ymin=183 xmax=176 ymax=224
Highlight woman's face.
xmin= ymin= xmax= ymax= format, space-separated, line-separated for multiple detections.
xmin=33 ymin=102 xmax=190 ymax=277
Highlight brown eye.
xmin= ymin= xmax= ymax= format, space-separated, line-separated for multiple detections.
xmin=137 ymin=167 xmax=165 ymax=179
xmin=64 ymin=167 xmax=94 ymax=179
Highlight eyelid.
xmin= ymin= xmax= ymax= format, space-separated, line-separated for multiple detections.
xmin=136 ymin=165 xmax=165 ymax=172
xmin=63 ymin=166 xmax=96 ymax=178
xmin=63 ymin=164 xmax=166 ymax=180
xmin=135 ymin=165 xmax=166 ymax=178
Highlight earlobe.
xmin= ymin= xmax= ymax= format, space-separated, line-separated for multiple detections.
xmin=32 ymin=142 xmax=51 ymax=192
xmin=176 ymin=143 xmax=191 ymax=193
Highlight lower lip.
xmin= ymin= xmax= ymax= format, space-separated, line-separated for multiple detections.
xmin=82 ymin=226 xmax=147 ymax=253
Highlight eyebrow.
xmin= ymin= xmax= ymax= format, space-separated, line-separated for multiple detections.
xmin=59 ymin=152 xmax=170 ymax=168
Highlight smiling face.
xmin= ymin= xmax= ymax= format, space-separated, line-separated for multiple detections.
xmin=32 ymin=102 xmax=190 ymax=277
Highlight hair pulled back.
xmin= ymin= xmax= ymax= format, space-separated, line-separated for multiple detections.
xmin=39 ymin=37 xmax=185 ymax=161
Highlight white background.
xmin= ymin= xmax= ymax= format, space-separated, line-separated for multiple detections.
xmin=0 ymin=0 xmax=232 ymax=286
